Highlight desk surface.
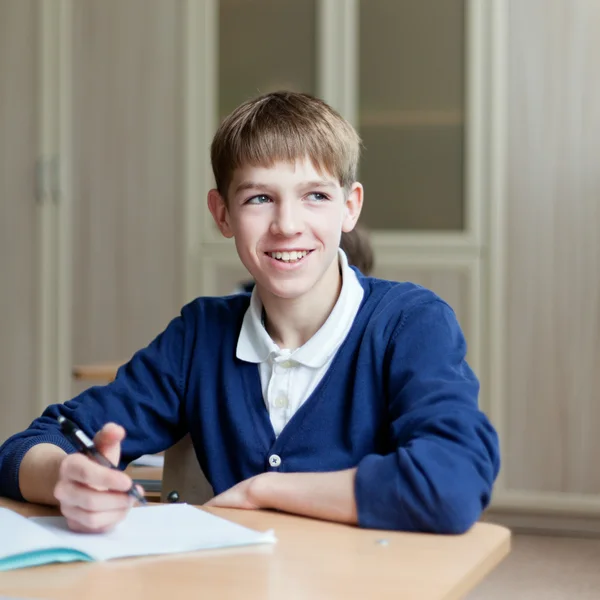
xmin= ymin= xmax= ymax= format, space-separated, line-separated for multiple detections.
xmin=0 ymin=497 xmax=509 ymax=600
xmin=72 ymin=362 xmax=121 ymax=381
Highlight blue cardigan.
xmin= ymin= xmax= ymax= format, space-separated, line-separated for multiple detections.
xmin=0 ymin=275 xmax=500 ymax=533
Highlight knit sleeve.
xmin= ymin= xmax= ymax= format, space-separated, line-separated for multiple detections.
xmin=0 ymin=311 xmax=190 ymax=501
xmin=354 ymin=300 xmax=500 ymax=533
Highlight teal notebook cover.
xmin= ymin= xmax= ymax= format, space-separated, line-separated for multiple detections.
xmin=0 ymin=508 xmax=93 ymax=571
xmin=0 ymin=548 xmax=92 ymax=571
xmin=0 ymin=504 xmax=276 ymax=571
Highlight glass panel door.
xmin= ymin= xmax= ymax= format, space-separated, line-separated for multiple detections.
xmin=358 ymin=0 xmax=466 ymax=231
xmin=219 ymin=0 xmax=317 ymax=119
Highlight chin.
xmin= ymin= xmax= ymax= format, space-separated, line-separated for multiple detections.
xmin=259 ymin=279 xmax=313 ymax=301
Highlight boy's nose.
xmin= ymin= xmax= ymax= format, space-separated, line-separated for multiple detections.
xmin=270 ymin=202 xmax=303 ymax=236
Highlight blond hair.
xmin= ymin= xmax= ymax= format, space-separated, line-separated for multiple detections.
xmin=211 ymin=91 xmax=361 ymax=199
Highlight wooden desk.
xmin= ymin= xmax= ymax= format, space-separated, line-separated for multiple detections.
xmin=124 ymin=465 xmax=163 ymax=483
xmin=125 ymin=465 xmax=163 ymax=502
xmin=0 ymin=497 xmax=510 ymax=600
xmin=72 ymin=362 xmax=121 ymax=382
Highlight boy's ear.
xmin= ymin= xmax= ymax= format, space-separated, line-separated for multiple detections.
xmin=342 ymin=182 xmax=364 ymax=233
xmin=207 ymin=189 xmax=234 ymax=238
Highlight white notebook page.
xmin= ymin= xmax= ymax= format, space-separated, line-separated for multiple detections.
xmin=0 ymin=508 xmax=63 ymax=559
xmin=30 ymin=504 xmax=276 ymax=561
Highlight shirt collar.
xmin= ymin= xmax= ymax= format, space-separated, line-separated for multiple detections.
xmin=236 ymin=282 xmax=278 ymax=364
xmin=236 ymin=248 xmax=364 ymax=367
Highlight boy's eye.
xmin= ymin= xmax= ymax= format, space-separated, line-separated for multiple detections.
xmin=306 ymin=192 xmax=329 ymax=202
xmin=246 ymin=194 xmax=271 ymax=205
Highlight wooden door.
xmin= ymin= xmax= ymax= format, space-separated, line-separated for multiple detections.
xmin=69 ymin=0 xmax=186 ymax=397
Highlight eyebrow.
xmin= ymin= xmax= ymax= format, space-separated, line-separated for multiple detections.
xmin=234 ymin=181 xmax=272 ymax=194
xmin=234 ymin=180 xmax=337 ymax=194
xmin=299 ymin=180 xmax=338 ymax=190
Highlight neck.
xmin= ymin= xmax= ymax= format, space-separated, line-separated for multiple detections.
xmin=259 ymin=259 xmax=342 ymax=350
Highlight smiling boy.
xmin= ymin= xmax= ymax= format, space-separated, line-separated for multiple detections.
xmin=0 ymin=92 xmax=499 ymax=534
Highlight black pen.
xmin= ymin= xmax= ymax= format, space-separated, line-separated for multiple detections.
xmin=57 ymin=415 xmax=147 ymax=505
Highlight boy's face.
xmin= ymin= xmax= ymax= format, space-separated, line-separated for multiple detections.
xmin=208 ymin=158 xmax=363 ymax=302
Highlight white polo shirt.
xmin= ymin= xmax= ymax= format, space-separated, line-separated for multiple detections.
xmin=236 ymin=249 xmax=365 ymax=437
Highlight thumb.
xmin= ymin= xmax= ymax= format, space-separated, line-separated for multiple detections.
xmin=93 ymin=422 xmax=125 ymax=466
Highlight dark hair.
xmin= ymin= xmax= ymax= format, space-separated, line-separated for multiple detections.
xmin=340 ymin=225 xmax=374 ymax=275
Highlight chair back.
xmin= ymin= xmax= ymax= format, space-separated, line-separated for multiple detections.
xmin=161 ymin=434 xmax=214 ymax=504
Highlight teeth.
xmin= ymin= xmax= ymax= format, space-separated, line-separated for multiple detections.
xmin=269 ymin=250 xmax=309 ymax=262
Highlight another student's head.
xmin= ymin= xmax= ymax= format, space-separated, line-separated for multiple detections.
xmin=340 ymin=225 xmax=374 ymax=276
xmin=208 ymin=91 xmax=363 ymax=302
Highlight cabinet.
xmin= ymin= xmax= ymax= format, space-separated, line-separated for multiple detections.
xmin=0 ymin=0 xmax=187 ymax=437
xmin=0 ymin=0 xmax=40 ymax=442
xmin=358 ymin=0 xmax=466 ymax=232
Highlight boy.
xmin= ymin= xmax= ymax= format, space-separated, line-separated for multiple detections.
xmin=0 ymin=92 xmax=499 ymax=534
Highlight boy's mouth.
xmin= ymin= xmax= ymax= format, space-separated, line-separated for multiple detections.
xmin=266 ymin=250 xmax=312 ymax=263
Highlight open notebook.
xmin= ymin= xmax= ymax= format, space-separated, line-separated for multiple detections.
xmin=0 ymin=504 xmax=276 ymax=571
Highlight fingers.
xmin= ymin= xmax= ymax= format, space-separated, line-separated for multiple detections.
xmin=58 ymin=453 xmax=132 ymax=492
xmin=55 ymin=451 xmax=135 ymax=533
xmin=56 ymin=480 xmax=134 ymax=512
xmin=93 ymin=422 xmax=125 ymax=466
xmin=62 ymin=504 xmax=132 ymax=533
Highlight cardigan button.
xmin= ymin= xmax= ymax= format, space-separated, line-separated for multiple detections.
xmin=268 ymin=454 xmax=282 ymax=468
xmin=273 ymin=395 xmax=288 ymax=409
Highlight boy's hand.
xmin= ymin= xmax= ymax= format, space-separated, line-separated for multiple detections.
xmin=53 ymin=423 xmax=138 ymax=533
xmin=204 ymin=474 xmax=270 ymax=510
